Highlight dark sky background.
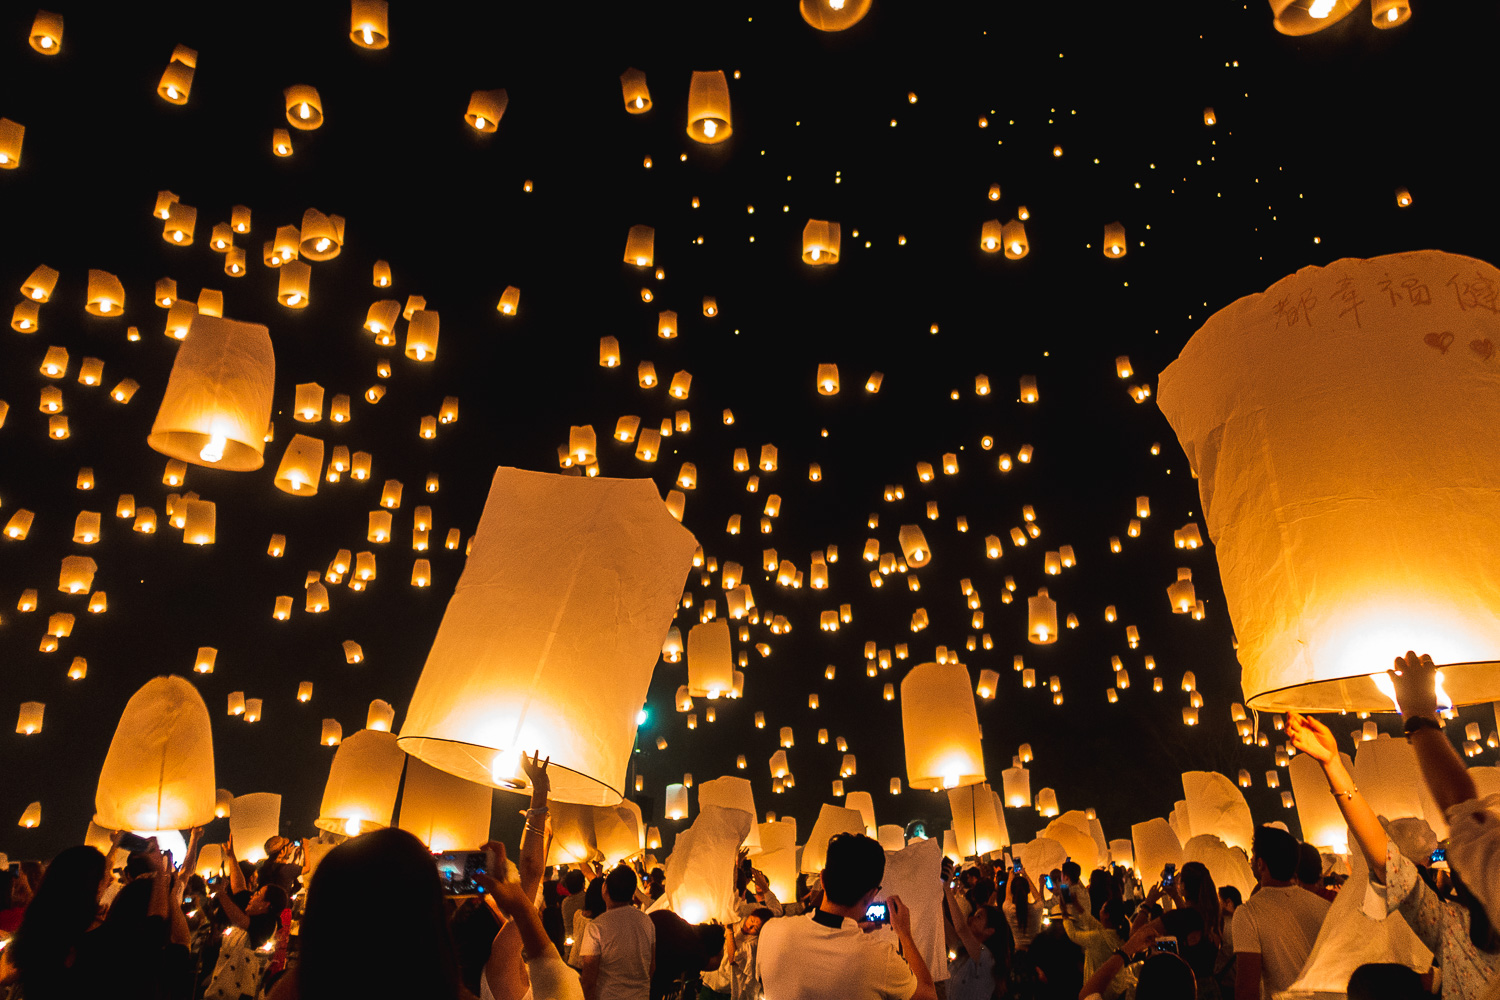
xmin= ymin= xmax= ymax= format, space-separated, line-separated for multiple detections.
xmin=3 ymin=0 xmax=1497 ymax=862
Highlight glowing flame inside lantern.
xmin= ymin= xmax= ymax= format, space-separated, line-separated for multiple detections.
xmin=362 ymin=27 xmax=374 ymax=43
xmin=1308 ymin=0 xmax=1336 ymax=16
xmin=199 ymin=433 xmax=227 ymax=464
xmin=1371 ymin=669 xmax=1452 ymax=713
xmin=702 ymin=119 xmax=718 ymax=139
xmin=490 ymin=747 xmax=525 ymax=788
xmin=475 ymin=116 xmax=487 ymax=130
xmin=299 ymin=102 xmax=311 ymax=120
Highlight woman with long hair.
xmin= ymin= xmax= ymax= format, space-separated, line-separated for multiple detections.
xmin=945 ymin=880 xmax=1015 ymax=999
xmin=1003 ymin=866 xmax=1044 ymax=951
xmin=0 ymin=845 xmax=108 ymax=997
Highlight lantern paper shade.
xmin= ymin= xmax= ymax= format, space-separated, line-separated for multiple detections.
xmin=620 ymin=68 xmax=652 ymax=113
xmin=696 ymin=776 xmax=761 ymax=851
xmin=94 ymin=676 xmax=216 ymax=832
xmin=1352 ymin=734 xmax=1426 ymax=823
xmin=686 ymin=71 xmax=732 ymax=143
xmin=19 ymin=802 xmax=41 ymax=827
xmin=1289 ymin=751 xmax=1352 ymax=853
xmin=398 ymin=755 xmax=493 ymax=852
xmin=687 ymin=620 xmax=734 ymax=698
xmin=659 ymin=805 xmax=753 ymax=924
xmin=757 ymin=820 xmax=798 ymax=901
xmin=466 ymin=89 xmax=509 ymax=132
xmin=148 ymin=314 xmax=276 ymax=470
xmin=1181 ymin=770 xmax=1255 ymax=853
xmin=901 ymin=661 xmax=985 ymax=790
xmin=350 ymin=0 xmax=389 ymax=47
xmin=1131 ymin=817 xmax=1184 ymax=883
xmin=17 ymin=702 xmax=44 ymax=734
xmin=665 ymin=783 xmax=689 ymax=820
xmin=1183 ymin=834 xmax=1256 ymax=903
xmin=1269 ymin=0 xmax=1360 ymax=35
xmin=398 ymin=467 xmax=698 ymax=805
xmin=0 ymin=118 xmax=23 ymax=169
xmin=948 ymin=783 xmax=1008 ymax=857
xmin=800 ymin=803 xmax=867 ymax=873
xmin=1042 ymin=817 xmax=1098 ymax=871
xmin=30 ymin=10 xmax=63 ymax=53
xmin=230 ymin=793 xmax=281 ymax=863
xmin=801 ymin=0 xmax=872 ymax=31
xmin=274 ymin=435 xmax=324 ymax=495
xmin=1158 ymin=251 xmax=1500 ymax=711
xmin=802 ymin=220 xmax=841 ymax=265
xmin=316 ymin=728 xmax=405 ymax=835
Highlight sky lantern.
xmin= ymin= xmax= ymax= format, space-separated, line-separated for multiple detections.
xmin=687 ymin=620 xmax=734 ymax=698
xmin=398 ymin=756 xmax=493 ymax=852
xmin=84 ymin=270 xmax=125 ymax=316
xmin=1160 ymin=251 xmax=1500 ymax=711
xmin=1002 ymin=220 xmax=1028 ymax=259
xmin=299 ymin=209 xmax=344 ymax=259
xmin=226 ymin=793 xmax=280 ymax=862
xmin=697 ymin=777 xmax=761 ymax=851
xmin=0 ymin=118 xmax=22 ymax=169
xmin=624 ymin=225 xmax=655 ymax=267
xmin=94 ymin=676 xmax=216 ymax=833
xmin=321 ymin=720 xmax=343 ymax=746
xmin=30 ymin=10 xmax=64 ymax=53
xmin=58 ymin=555 xmax=96 ymax=594
xmin=274 ymin=435 xmax=324 ymax=495
xmin=817 ymin=364 xmax=840 ymax=394
xmin=277 ymin=261 xmax=311 ymax=308
xmin=1028 ymin=588 xmax=1058 ymax=644
xmin=1289 ymin=751 xmax=1352 ymax=853
xmin=22 ymin=265 xmax=57 ymax=302
xmin=1372 ymin=0 xmax=1410 ymax=26
xmin=350 ymin=0 xmax=390 ymax=47
xmin=801 ymin=0 xmax=872 ymax=31
xmin=687 ymin=71 xmax=732 ymax=143
xmin=901 ymin=660 xmax=985 ymax=790
xmin=148 ymin=316 xmax=275 ymax=471
xmin=802 ymin=220 xmax=841 ymax=264
xmin=19 ymin=802 xmax=41 ymax=828
xmin=497 ymin=286 xmax=520 ymax=315
xmin=1269 ymin=0 xmax=1360 ymax=35
xmin=285 ymin=85 xmax=324 ymax=129
xmin=405 ymin=310 xmax=439 ymax=361
xmin=399 ymin=468 xmax=696 ymax=804
xmin=157 ymin=45 xmax=196 ymax=104
xmin=800 ymin=803 xmax=866 ymax=874
xmin=272 ymin=130 xmax=293 ymax=156
xmin=316 ymin=728 xmax=405 ymax=836
xmin=1102 ymin=222 xmax=1127 ymax=258
xmin=620 ymin=67 xmax=652 ymax=113
xmin=465 ymin=89 xmax=509 ymax=132
xmin=980 ymin=219 xmax=1003 ymax=252
xmin=17 ymin=702 xmax=44 ymax=734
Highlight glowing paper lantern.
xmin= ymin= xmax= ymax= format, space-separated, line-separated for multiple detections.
xmin=1268 ymin=0 xmax=1360 ymax=35
xmin=1289 ymin=751 xmax=1352 ymax=853
xmin=274 ymin=434 xmax=324 ymax=496
xmin=661 ymin=805 xmax=753 ymax=923
xmin=58 ymin=555 xmax=97 ymax=595
xmin=665 ymin=783 xmax=689 ymax=820
xmin=157 ymin=45 xmax=196 ymax=104
xmin=19 ymin=802 xmax=41 ymax=827
xmin=94 ymin=676 xmax=215 ymax=831
xmin=316 ymin=729 xmax=405 ymax=835
xmin=399 ymin=468 xmax=696 ymax=804
xmin=697 ymin=776 xmax=761 ymax=851
xmin=1372 ymin=0 xmax=1410 ymax=27
xmin=687 ymin=71 xmax=732 ymax=143
xmin=1102 ymin=222 xmax=1127 ymax=258
xmin=228 ymin=793 xmax=280 ymax=863
xmin=16 ymin=702 xmax=44 ymax=734
xmin=688 ymin=620 xmax=734 ymax=698
xmin=277 ymin=261 xmax=311 ymax=308
xmin=1131 ymin=817 xmax=1183 ymax=881
xmin=901 ymin=660 xmax=985 ymax=790
xmin=898 ymin=525 xmax=931 ymax=568
xmin=148 ymin=315 xmax=274 ymax=471
xmin=801 ymin=0 xmax=872 ymax=31
xmin=465 ymin=89 xmax=509 ymax=132
xmin=350 ymin=0 xmax=389 ymax=47
xmin=1181 ymin=770 xmax=1254 ymax=853
xmin=367 ymin=700 xmax=396 ymax=731
xmin=30 ymin=11 xmax=64 ymax=53
xmin=84 ymin=270 xmax=125 ymax=316
xmin=1028 ymin=588 xmax=1058 ymax=644
xmin=398 ymin=756 xmax=492 ymax=852
xmin=948 ymin=783 xmax=1008 ymax=857
xmin=620 ymin=67 xmax=652 ymax=112
xmin=802 ymin=220 xmax=841 ymax=264
xmin=299 ymin=209 xmax=344 ymax=260
xmin=1159 ymin=251 xmax=1500 ymax=711
xmin=321 ymin=720 xmax=343 ymax=745
xmin=406 ymin=310 xmax=439 ymax=361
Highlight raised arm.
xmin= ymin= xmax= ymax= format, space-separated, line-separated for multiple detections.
xmin=944 ymin=883 xmax=985 ymax=960
xmin=224 ymin=835 xmax=248 ymax=896
xmin=889 ymin=895 xmax=938 ymax=1000
xmin=1080 ymin=919 xmax=1159 ymax=1000
xmin=518 ymin=751 xmax=552 ymax=903
xmin=1286 ymin=711 xmax=1390 ymax=880
xmin=1390 ymin=652 xmax=1478 ymax=811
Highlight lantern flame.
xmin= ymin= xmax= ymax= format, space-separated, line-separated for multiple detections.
xmin=491 ymin=748 xmax=524 ymax=788
xmin=199 ymin=433 xmax=227 ymax=464
xmin=702 ymin=119 xmax=718 ymax=138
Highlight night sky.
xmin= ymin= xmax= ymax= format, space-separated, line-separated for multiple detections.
xmin=3 ymin=0 xmax=1496 ymax=862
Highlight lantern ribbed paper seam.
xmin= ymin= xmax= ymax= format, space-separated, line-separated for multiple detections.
xmin=399 ymin=468 xmax=698 ymax=805
xmin=148 ymin=315 xmax=275 ymax=471
xmin=1158 ymin=251 xmax=1500 ymax=712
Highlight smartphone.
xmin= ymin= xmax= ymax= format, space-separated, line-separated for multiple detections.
xmin=1162 ymin=863 xmax=1176 ymax=886
xmin=864 ymin=902 xmax=890 ymax=925
xmin=434 ymin=849 xmax=495 ymax=896
xmin=118 ymin=832 xmax=154 ymax=853
xmin=1431 ymin=847 xmax=1447 ymax=863
xmin=1155 ymin=936 xmax=1180 ymax=955
xmin=1043 ymin=874 xmax=1054 ymax=891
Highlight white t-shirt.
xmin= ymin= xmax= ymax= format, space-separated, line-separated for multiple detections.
xmin=757 ymin=912 xmax=918 ymax=1000
xmin=580 ymin=905 xmax=655 ymax=1000
xmin=1231 ymin=884 xmax=1330 ymax=1000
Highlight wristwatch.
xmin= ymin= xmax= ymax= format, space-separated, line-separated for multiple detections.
xmin=1403 ymin=716 xmax=1441 ymax=736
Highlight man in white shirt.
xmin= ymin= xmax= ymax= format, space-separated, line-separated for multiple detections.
xmin=1233 ymin=825 xmax=1331 ymax=1000
xmin=580 ymin=866 xmax=655 ymax=1000
xmin=757 ymin=833 xmax=938 ymax=1000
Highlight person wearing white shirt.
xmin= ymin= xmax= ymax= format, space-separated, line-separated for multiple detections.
xmin=757 ymin=833 xmax=937 ymax=1000
xmin=579 ymin=867 xmax=654 ymax=1000
xmin=1231 ymin=825 xmax=1330 ymax=1000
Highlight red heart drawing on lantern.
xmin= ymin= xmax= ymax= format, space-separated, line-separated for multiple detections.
xmin=1471 ymin=338 xmax=1495 ymax=361
xmin=1424 ymin=331 xmax=1455 ymax=353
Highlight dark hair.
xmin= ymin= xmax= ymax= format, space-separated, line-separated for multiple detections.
xmin=248 ymin=884 xmax=290 ymax=949
xmin=604 ymin=865 xmax=638 ymax=903
xmin=972 ymin=903 xmax=1014 ymax=991
xmin=821 ymin=833 xmax=885 ymax=906
xmin=1252 ymin=826 xmax=1300 ymax=881
xmin=1296 ymin=842 xmax=1324 ymax=885
xmin=1347 ymin=963 xmax=1426 ymax=1000
xmin=748 ymin=907 xmax=775 ymax=924
xmin=104 ymin=876 xmax=154 ymax=928
xmin=297 ymin=828 xmax=462 ymax=1000
xmin=1218 ymin=885 xmax=1242 ymax=908
xmin=695 ymin=923 xmax=728 ymax=965
xmin=1010 ymin=869 xmax=1032 ymax=927
xmin=0 ymin=870 xmax=16 ymax=907
xmin=1088 ymin=869 xmax=1114 ymax=917
xmin=1098 ymin=899 xmax=1126 ymax=932
xmin=1014 ymin=925 xmax=1083 ymax=1000
xmin=1178 ymin=861 xmax=1221 ymax=940
xmin=1061 ymin=860 xmax=1081 ymax=883
xmin=584 ymin=875 xmax=607 ymax=917
xmin=1136 ymin=952 xmax=1197 ymax=1000
xmin=562 ymin=869 xmax=586 ymax=894
xmin=8 ymin=846 xmax=107 ymax=993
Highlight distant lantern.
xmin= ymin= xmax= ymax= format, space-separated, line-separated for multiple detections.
xmin=981 ymin=219 xmax=1003 ymax=252
xmin=1395 ymin=186 xmax=1413 ymax=207
xmin=802 ymin=220 xmax=841 ymax=264
xmin=351 ymin=0 xmax=390 ymax=47
xmin=898 ymin=525 xmax=931 ymax=567
xmin=1019 ymin=375 xmax=1039 ymax=403
xmin=18 ymin=802 xmax=41 ymax=828
xmin=801 ymin=0 xmax=872 ymax=30
xmin=278 ymin=261 xmax=311 ymax=308
xmin=1002 ymin=220 xmax=1029 ymax=259
xmin=343 ymin=640 xmax=364 ymax=663
xmin=12 ymin=301 xmax=40 ymax=332
xmin=817 ymin=364 xmax=840 ymax=394
xmin=274 ymin=434 xmax=324 ymax=496
xmin=272 ymin=129 xmax=293 ymax=156
xmin=16 ymin=702 xmax=45 ymax=735
xmin=0 ymin=118 xmax=23 ymax=169
xmin=316 ymin=729 xmax=406 ymax=836
xmin=94 ymin=676 xmax=215 ymax=832
xmin=299 ymin=209 xmax=344 ymax=260
xmin=1371 ymin=0 xmax=1410 ymax=26
xmin=84 ymin=270 xmax=126 ymax=316
xmin=398 ymin=468 xmax=696 ymax=804
xmin=1159 ymin=249 xmax=1500 ymax=712
xmin=902 ymin=660 xmax=986 ymax=790
xmin=367 ymin=699 xmax=396 ymax=732
xmin=687 ymin=71 xmax=732 ymax=143
xmin=1028 ymin=588 xmax=1058 ymax=644
xmin=465 ymin=89 xmax=509 ymax=132
xmin=148 ymin=315 xmax=275 ymax=471
xmin=30 ymin=10 xmax=64 ymax=53
xmin=284 ymin=85 xmax=324 ymax=129
xmin=182 ymin=500 xmax=215 ymax=545
xmin=702 ymin=296 xmax=718 ymax=317
xmin=624 ymin=225 xmax=655 ymax=268
xmin=58 ymin=555 xmax=97 ymax=594
xmin=620 ymin=67 xmax=652 ymax=113
xmin=406 ymin=310 xmax=440 ymax=361
xmin=157 ymin=45 xmax=197 ymax=104
xmin=1103 ymin=222 xmax=1127 ymax=258
xmin=497 ymin=285 xmax=521 ymax=315
xmin=321 ymin=720 xmax=343 ymax=745
xmin=1269 ymin=0 xmax=1360 ymax=35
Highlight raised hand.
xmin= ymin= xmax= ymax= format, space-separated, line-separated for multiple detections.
xmin=1285 ymin=711 xmax=1338 ymax=763
xmin=1390 ymin=651 xmax=1440 ymax=720
xmin=521 ymin=749 xmax=551 ymax=796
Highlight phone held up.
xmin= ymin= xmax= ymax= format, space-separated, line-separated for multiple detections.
xmin=864 ymin=901 xmax=891 ymax=925
xmin=1161 ymin=863 xmax=1176 ymax=886
xmin=1154 ymin=935 xmax=1180 ymax=956
xmin=435 ymin=848 xmax=496 ymax=897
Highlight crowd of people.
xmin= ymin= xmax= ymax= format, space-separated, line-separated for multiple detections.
xmin=0 ymin=652 xmax=1497 ymax=1000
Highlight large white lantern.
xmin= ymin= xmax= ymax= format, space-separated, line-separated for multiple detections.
xmin=1181 ymin=770 xmax=1255 ymax=853
xmin=687 ymin=620 xmax=734 ymax=699
xmin=947 ymin=783 xmax=1008 ymax=858
xmin=147 ymin=315 xmax=275 ymax=470
xmin=398 ymin=468 xmax=697 ymax=805
xmin=1130 ymin=817 xmax=1183 ymax=883
xmin=397 ymin=755 xmax=493 ymax=852
xmin=697 ymin=776 xmax=760 ymax=852
xmin=1289 ymin=751 xmax=1352 ymax=853
xmin=901 ymin=661 xmax=985 ymax=790
xmin=800 ymin=803 xmax=866 ymax=874
xmin=94 ymin=676 xmax=215 ymax=833
xmin=316 ymin=729 xmax=406 ymax=836
xmin=229 ymin=793 xmax=282 ymax=863
xmin=1159 ymin=251 xmax=1500 ymax=711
